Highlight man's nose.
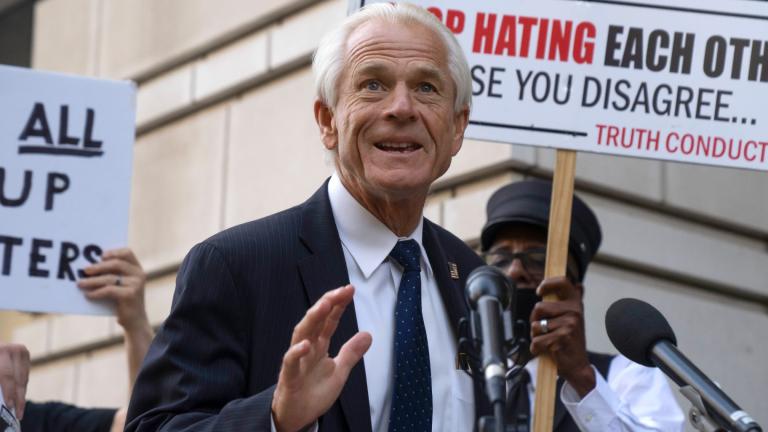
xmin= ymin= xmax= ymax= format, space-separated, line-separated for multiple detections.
xmin=384 ymin=83 xmax=417 ymax=122
xmin=505 ymin=258 xmax=531 ymax=286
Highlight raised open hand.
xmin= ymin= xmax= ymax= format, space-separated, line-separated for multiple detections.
xmin=271 ymin=285 xmax=372 ymax=432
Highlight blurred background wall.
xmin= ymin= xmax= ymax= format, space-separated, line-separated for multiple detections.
xmin=1 ymin=0 xmax=766 ymax=427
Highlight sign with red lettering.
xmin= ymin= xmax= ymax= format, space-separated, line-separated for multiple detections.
xmin=351 ymin=0 xmax=768 ymax=171
xmin=0 ymin=65 xmax=136 ymax=315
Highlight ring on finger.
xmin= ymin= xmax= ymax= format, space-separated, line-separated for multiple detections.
xmin=115 ymin=275 xmax=122 ymax=286
xmin=540 ymin=319 xmax=550 ymax=334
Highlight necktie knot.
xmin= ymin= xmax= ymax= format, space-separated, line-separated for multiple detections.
xmin=389 ymin=239 xmax=421 ymax=273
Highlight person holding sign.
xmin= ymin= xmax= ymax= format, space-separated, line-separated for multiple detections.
xmin=126 ymin=3 xmax=487 ymax=432
xmin=0 ymin=248 xmax=152 ymax=432
xmin=480 ymin=179 xmax=684 ymax=431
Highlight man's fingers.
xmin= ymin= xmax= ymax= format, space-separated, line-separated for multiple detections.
xmin=291 ymin=285 xmax=354 ymax=344
xmin=530 ymin=300 xmax=580 ymax=322
xmin=83 ymin=259 xmax=134 ymax=277
xmin=83 ymin=286 xmax=123 ymax=301
xmin=15 ymin=385 xmax=26 ymax=420
xmin=13 ymin=347 xmax=29 ymax=391
xmin=334 ymin=331 xmax=372 ymax=375
xmin=291 ymin=298 xmax=332 ymax=345
xmin=12 ymin=345 xmax=30 ymax=418
xmin=312 ymin=285 xmax=354 ymax=346
xmin=530 ymin=329 xmax=566 ymax=356
xmin=0 ymin=344 xmax=29 ymax=417
xmin=0 ymin=373 xmax=16 ymax=413
xmin=280 ymin=340 xmax=311 ymax=385
xmin=318 ymin=291 xmax=354 ymax=342
xmin=77 ymin=274 xmax=122 ymax=290
xmin=532 ymin=316 xmax=558 ymax=337
xmin=318 ymin=285 xmax=355 ymax=309
xmin=530 ymin=301 xmax=561 ymax=322
xmin=537 ymin=276 xmax=579 ymax=300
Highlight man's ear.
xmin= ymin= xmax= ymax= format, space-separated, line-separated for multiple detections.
xmin=314 ymin=99 xmax=337 ymax=151
xmin=450 ymin=105 xmax=470 ymax=156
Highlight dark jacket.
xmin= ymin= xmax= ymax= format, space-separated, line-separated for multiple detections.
xmin=21 ymin=401 xmax=116 ymax=432
xmin=126 ymin=180 xmax=485 ymax=431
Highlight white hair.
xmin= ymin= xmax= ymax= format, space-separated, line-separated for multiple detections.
xmin=312 ymin=2 xmax=472 ymax=113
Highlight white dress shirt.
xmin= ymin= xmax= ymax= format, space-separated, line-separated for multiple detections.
xmin=328 ymin=174 xmax=475 ymax=432
xmin=522 ymin=355 xmax=685 ymax=431
xmin=271 ymin=175 xmax=474 ymax=432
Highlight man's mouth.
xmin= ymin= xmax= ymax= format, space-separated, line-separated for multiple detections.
xmin=374 ymin=142 xmax=423 ymax=153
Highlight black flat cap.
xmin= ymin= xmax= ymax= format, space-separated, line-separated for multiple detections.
xmin=481 ymin=179 xmax=602 ymax=281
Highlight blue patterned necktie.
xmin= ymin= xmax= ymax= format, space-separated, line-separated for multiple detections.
xmin=388 ymin=239 xmax=432 ymax=432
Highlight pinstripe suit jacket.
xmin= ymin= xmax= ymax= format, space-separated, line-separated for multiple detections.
xmin=125 ymin=180 xmax=486 ymax=432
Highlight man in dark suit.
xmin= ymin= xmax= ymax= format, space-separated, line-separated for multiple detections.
xmin=126 ymin=3 xmax=484 ymax=432
xmin=481 ymin=180 xmax=684 ymax=431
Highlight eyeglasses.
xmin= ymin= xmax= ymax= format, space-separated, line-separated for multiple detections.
xmin=482 ymin=247 xmax=579 ymax=282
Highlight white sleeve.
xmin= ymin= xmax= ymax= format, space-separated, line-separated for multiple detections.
xmin=560 ymin=355 xmax=685 ymax=432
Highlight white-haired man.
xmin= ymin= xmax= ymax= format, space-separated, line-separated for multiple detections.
xmin=126 ymin=4 xmax=485 ymax=432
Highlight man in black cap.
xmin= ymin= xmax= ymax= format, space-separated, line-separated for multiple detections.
xmin=481 ymin=179 xmax=684 ymax=431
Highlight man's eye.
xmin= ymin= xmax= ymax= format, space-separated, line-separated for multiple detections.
xmin=418 ymin=82 xmax=436 ymax=93
xmin=528 ymin=253 xmax=547 ymax=264
xmin=491 ymin=259 xmax=511 ymax=268
xmin=365 ymin=80 xmax=382 ymax=91
xmin=485 ymin=254 xmax=511 ymax=268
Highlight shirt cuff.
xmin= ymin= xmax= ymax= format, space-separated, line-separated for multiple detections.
xmin=561 ymin=365 xmax=622 ymax=431
xmin=270 ymin=414 xmax=319 ymax=432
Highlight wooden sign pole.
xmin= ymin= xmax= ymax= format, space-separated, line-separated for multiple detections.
xmin=532 ymin=149 xmax=577 ymax=432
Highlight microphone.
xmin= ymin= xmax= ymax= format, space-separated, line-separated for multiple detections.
xmin=465 ymin=265 xmax=514 ymax=406
xmin=606 ymin=298 xmax=762 ymax=432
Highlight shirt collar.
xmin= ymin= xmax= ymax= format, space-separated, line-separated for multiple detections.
xmin=328 ymin=173 xmax=432 ymax=279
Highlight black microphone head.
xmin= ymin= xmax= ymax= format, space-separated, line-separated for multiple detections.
xmin=605 ymin=298 xmax=677 ymax=367
xmin=465 ymin=265 xmax=514 ymax=309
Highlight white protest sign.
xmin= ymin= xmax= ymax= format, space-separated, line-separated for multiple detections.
xmin=353 ymin=0 xmax=768 ymax=171
xmin=0 ymin=65 xmax=136 ymax=315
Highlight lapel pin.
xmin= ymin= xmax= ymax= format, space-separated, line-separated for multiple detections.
xmin=448 ymin=262 xmax=459 ymax=280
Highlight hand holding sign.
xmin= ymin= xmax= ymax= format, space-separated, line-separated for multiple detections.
xmin=77 ymin=248 xmax=148 ymax=331
xmin=77 ymin=248 xmax=154 ymax=384
xmin=530 ymin=276 xmax=594 ymax=397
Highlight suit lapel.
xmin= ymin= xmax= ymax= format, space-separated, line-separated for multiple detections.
xmin=422 ymin=221 xmax=466 ymax=339
xmin=422 ymin=221 xmax=493 ymax=421
xmin=297 ymin=181 xmax=373 ymax=432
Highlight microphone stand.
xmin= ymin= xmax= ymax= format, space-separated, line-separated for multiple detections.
xmin=458 ymin=312 xmax=533 ymax=432
xmin=680 ymin=386 xmax=726 ymax=432
xmin=678 ymin=385 xmax=762 ymax=432
xmin=652 ymin=343 xmax=763 ymax=432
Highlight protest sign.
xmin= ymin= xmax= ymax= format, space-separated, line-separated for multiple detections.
xmin=0 ymin=65 xmax=136 ymax=315
xmin=354 ymin=0 xmax=768 ymax=171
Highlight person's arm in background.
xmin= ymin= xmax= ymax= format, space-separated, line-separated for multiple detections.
xmin=531 ymin=278 xmax=683 ymax=431
xmin=78 ymin=247 xmax=153 ymax=388
xmin=0 ymin=342 xmax=29 ymax=420
xmin=78 ymin=247 xmax=153 ymax=431
xmin=2 ymin=326 xmax=120 ymax=432
xmin=0 ymin=248 xmax=149 ymax=432
xmin=111 ymin=408 xmax=127 ymax=432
